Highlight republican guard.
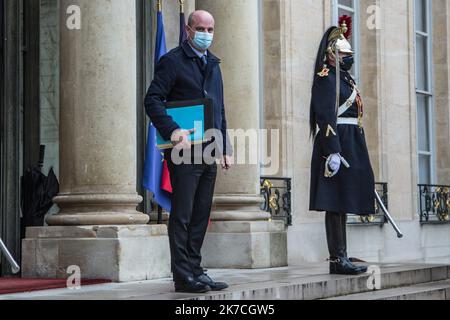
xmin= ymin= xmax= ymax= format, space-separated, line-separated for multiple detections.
xmin=309 ymin=17 xmax=374 ymax=275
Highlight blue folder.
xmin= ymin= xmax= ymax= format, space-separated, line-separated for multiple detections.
xmin=156 ymin=99 xmax=214 ymax=149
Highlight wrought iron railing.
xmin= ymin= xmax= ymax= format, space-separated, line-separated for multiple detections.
xmin=260 ymin=177 xmax=292 ymax=227
xmin=347 ymin=182 xmax=388 ymax=226
xmin=418 ymin=184 xmax=450 ymax=224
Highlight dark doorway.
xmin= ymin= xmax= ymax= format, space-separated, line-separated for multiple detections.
xmin=0 ymin=0 xmax=22 ymax=277
xmin=0 ymin=0 xmax=40 ymax=276
xmin=23 ymin=0 xmax=41 ymax=173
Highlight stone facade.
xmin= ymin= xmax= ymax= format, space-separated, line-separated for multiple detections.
xmin=21 ymin=0 xmax=450 ymax=282
xmin=260 ymin=0 xmax=450 ymax=264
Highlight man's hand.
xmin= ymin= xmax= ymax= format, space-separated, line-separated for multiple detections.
xmin=220 ymin=155 xmax=233 ymax=171
xmin=171 ymin=128 xmax=196 ymax=150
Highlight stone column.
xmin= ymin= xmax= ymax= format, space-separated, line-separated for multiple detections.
xmin=433 ymin=0 xmax=450 ymax=184
xmin=47 ymin=0 xmax=147 ymax=226
xmin=21 ymin=0 xmax=170 ymax=282
xmin=196 ymin=0 xmax=287 ymax=269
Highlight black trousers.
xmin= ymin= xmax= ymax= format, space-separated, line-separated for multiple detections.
xmin=167 ymin=160 xmax=217 ymax=282
xmin=325 ymin=211 xmax=347 ymax=259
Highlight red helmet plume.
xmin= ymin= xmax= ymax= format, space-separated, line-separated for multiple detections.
xmin=339 ymin=15 xmax=352 ymax=39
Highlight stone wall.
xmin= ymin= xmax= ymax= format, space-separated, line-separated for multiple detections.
xmin=261 ymin=0 xmax=450 ymax=264
xmin=32 ymin=0 xmax=450 ymax=268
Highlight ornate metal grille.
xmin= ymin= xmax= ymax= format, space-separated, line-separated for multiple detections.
xmin=260 ymin=177 xmax=292 ymax=227
xmin=347 ymin=183 xmax=388 ymax=226
xmin=419 ymin=185 xmax=450 ymax=224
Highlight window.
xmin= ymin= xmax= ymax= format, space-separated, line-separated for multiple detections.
xmin=40 ymin=0 xmax=60 ymax=216
xmin=333 ymin=0 xmax=360 ymax=82
xmin=414 ymin=0 xmax=435 ymax=185
xmin=40 ymin=0 xmax=60 ymax=179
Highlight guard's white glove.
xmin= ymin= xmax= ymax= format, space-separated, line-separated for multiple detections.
xmin=324 ymin=153 xmax=341 ymax=178
xmin=328 ymin=154 xmax=341 ymax=172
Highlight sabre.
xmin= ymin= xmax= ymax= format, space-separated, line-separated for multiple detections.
xmin=375 ymin=190 xmax=404 ymax=239
xmin=0 ymin=238 xmax=21 ymax=274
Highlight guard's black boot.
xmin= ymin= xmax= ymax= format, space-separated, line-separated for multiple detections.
xmin=347 ymin=258 xmax=368 ymax=273
xmin=339 ymin=214 xmax=368 ymax=274
xmin=326 ymin=212 xmax=367 ymax=275
xmin=354 ymin=264 xmax=368 ymax=273
xmin=329 ymin=257 xmax=367 ymax=275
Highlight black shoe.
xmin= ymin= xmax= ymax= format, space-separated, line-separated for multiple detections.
xmin=329 ymin=257 xmax=367 ymax=275
xmin=195 ymin=273 xmax=229 ymax=291
xmin=174 ymin=278 xmax=211 ymax=293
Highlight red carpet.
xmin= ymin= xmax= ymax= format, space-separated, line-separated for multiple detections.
xmin=0 ymin=277 xmax=111 ymax=295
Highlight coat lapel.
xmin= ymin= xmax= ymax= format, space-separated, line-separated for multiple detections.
xmin=203 ymin=51 xmax=221 ymax=83
xmin=181 ymin=40 xmax=222 ymax=86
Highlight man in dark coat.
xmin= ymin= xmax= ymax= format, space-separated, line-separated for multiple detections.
xmin=145 ymin=10 xmax=232 ymax=293
xmin=309 ymin=19 xmax=373 ymax=275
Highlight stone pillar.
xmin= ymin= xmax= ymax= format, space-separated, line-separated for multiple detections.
xmin=21 ymin=0 xmax=170 ymax=282
xmin=433 ymin=0 xmax=450 ymax=184
xmin=196 ymin=0 xmax=287 ymax=269
xmin=47 ymin=0 xmax=146 ymax=226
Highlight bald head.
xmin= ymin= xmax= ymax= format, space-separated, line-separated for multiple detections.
xmin=188 ymin=10 xmax=215 ymax=28
xmin=186 ymin=10 xmax=215 ymax=53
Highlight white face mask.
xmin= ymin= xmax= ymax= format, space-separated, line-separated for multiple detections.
xmin=188 ymin=26 xmax=214 ymax=50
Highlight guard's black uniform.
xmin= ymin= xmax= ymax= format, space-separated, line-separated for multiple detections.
xmin=309 ymin=23 xmax=372 ymax=275
xmin=309 ymin=67 xmax=375 ymax=216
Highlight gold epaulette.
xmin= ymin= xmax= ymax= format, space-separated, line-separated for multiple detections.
xmin=317 ymin=66 xmax=330 ymax=78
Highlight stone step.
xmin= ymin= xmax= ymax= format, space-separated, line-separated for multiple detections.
xmin=182 ymin=264 xmax=450 ymax=301
xmin=325 ymin=279 xmax=450 ymax=300
xmin=1 ymin=263 xmax=448 ymax=300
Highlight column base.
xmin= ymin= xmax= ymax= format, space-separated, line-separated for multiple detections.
xmin=46 ymin=213 xmax=150 ymax=226
xmin=22 ymin=225 xmax=171 ymax=282
xmin=48 ymin=193 xmax=149 ymax=226
xmin=202 ymin=220 xmax=288 ymax=269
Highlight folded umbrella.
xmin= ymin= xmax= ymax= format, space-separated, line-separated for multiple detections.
xmin=20 ymin=146 xmax=59 ymax=231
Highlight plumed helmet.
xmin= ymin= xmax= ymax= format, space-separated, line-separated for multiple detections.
xmin=328 ymin=15 xmax=354 ymax=55
xmin=335 ymin=37 xmax=353 ymax=54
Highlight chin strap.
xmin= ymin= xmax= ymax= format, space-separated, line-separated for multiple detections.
xmin=335 ymin=46 xmax=341 ymax=117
